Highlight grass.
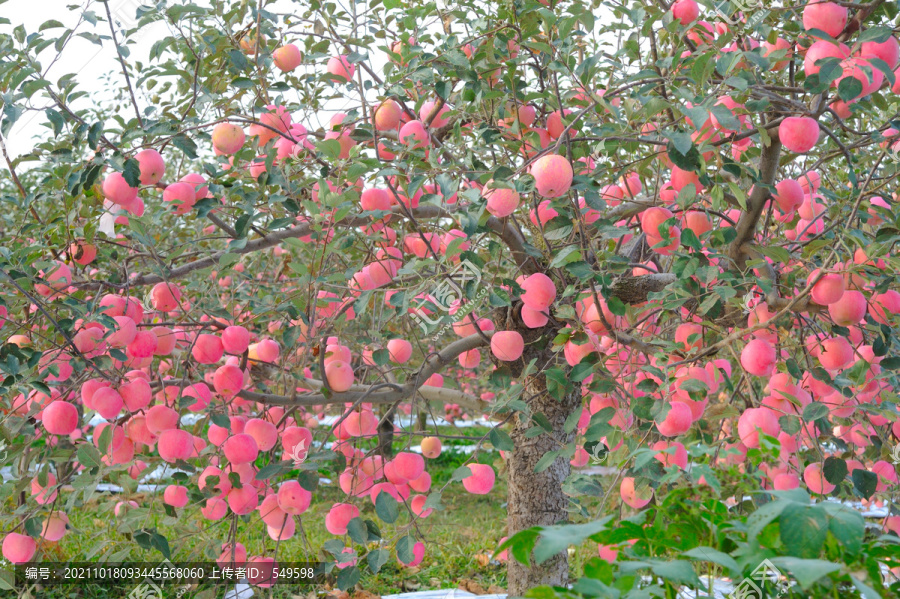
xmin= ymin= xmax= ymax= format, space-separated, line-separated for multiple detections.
xmin=6 ymin=426 xmax=517 ymax=599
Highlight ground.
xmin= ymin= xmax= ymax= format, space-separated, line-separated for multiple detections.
xmin=7 ymin=423 xmax=597 ymax=598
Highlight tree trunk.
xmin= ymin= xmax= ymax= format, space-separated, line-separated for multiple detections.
xmin=417 ymin=409 xmax=427 ymax=432
xmin=376 ymin=404 xmax=396 ymax=457
xmin=506 ymin=373 xmax=580 ymax=595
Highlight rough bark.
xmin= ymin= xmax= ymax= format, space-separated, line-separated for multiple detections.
xmin=609 ymin=272 xmax=677 ymax=304
xmin=507 ymin=374 xmax=581 ymax=594
xmin=376 ymin=404 xmax=396 ymax=457
xmin=727 ymin=133 xmax=782 ymax=270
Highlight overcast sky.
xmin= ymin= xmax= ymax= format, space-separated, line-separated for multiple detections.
xmin=2 ymin=0 xmax=618 ymax=164
xmin=0 ymin=0 xmax=368 ymax=161
xmin=1 ymin=0 xmax=168 ymax=157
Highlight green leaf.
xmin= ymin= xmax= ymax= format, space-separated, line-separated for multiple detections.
xmin=753 ymin=245 xmax=792 ymax=265
xmin=122 ymin=158 xmax=141 ymax=188
xmin=816 ymin=57 xmax=844 ymax=85
xmin=649 ymin=560 xmax=702 ymax=586
xmin=545 ymin=367 xmax=570 ymax=400
xmin=46 ymin=109 xmax=64 ymax=137
xmin=681 ymin=105 xmax=709 ymax=131
xmin=802 ymin=402 xmax=829 ymax=422
xmin=779 ymin=503 xmax=827 ymax=558
xmin=76 ymin=445 xmax=102 ymax=470
xmin=880 ymin=356 xmax=900 ymax=370
xmin=532 ymin=519 xmax=610 ymax=564
xmin=283 ymin=325 xmax=303 ymax=348
xmin=565 ymin=260 xmax=595 ymax=280
xmin=851 ymin=469 xmax=877 ymax=499
xmin=97 ymin=424 xmax=114 ymax=455
xmin=171 ymin=134 xmax=198 ymax=159
xmin=549 ymin=246 xmax=581 ymax=268
xmin=779 ymin=415 xmax=801 ymax=435
xmin=228 ymin=49 xmax=250 ymax=70
xmin=39 ymin=19 xmax=65 ymax=31
xmin=346 ymin=517 xmax=368 ymax=545
xmin=451 ymin=465 xmax=473 ymax=482
xmin=709 ymin=104 xmax=741 ymax=131
xmin=682 ymin=547 xmax=740 ymax=576
xmin=364 ymin=519 xmax=381 ymax=541
xmin=489 ymin=427 xmax=514 ymax=451
xmin=715 ymin=52 xmax=739 ymax=76
xmin=747 ymin=497 xmax=792 ymax=539
xmin=135 ymin=529 xmax=171 ymax=560
xmin=254 ymin=462 xmax=286 ymax=480
xmin=498 ymin=528 xmax=541 ymax=566
xmin=563 ymin=473 xmax=603 ymax=497
xmin=822 ymin=503 xmax=864 ymax=555
xmin=396 ymin=535 xmax=417 ymax=564
xmin=543 ymin=216 xmax=573 ymax=241
xmin=532 ymin=412 xmax=553 ymax=432
xmin=663 ymin=130 xmax=692 ymax=156
xmin=335 ymin=565 xmax=360 ymax=590
xmin=24 ymin=517 xmax=42 ymax=538
xmin=534 ymin=450 xmax=559 ymax=473
xmin=317 ymin=139 xmax=342 ymax=160
xmin=423 ymin=491 xmax=444 ymax=511
xmin=666 ymin=140 xmax=701 ymax=172
xmin=444 ymin=49 xmax=470 ymax=69
xmin=372 ymin=348 xmax=390 ymax=366
xmin=367 ymin=548 xmax=389 ymax=574
xmin=857 ymin=26 xmax=893 ymax=43
xmin=606 ymin=296 xmax=627 ymax=316
xmin=822 ymin=456 xmax=847 ymax=485
xmin=851 ymin=575 xmax=882 ymax=599
xmin=838 ymin=76 xmax=863 ymax=102
xmin=374 ymin=488 xmax=399 ymax=523
xmin=769 ymin=557 xmax=841 ymax=590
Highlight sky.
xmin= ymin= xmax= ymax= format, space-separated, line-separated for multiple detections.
xmin=0 ymin=0 xmax=359 ymax=161
xmin=1 ymin=0 xmax=618 ymax=163
xmin=1 ymin=0 xmax=173 ymax=158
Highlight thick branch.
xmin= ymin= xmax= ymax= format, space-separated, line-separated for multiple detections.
xmin=484 ymin=215 xmax=542 ymax=275
xmin=236 ymin=332 xmax=491 ymax=408
xmin=728 ymin=132 xmax=782 ymax=270
xmin=609 ymin=272 xmax=677 ymax=304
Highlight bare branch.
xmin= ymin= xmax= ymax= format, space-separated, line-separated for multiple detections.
xmin=103 ymin=1 xmax=144 ymax=128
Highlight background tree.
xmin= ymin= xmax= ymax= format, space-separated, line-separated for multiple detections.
xmin=2 ymin=0 xmax=900 ymax=595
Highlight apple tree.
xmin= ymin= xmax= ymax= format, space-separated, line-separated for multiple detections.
xmin=2 ymin=0 xmax=900 ymax=594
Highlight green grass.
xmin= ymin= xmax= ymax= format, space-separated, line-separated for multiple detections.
xmin=8 ymin=437 xmax=512 ymax=599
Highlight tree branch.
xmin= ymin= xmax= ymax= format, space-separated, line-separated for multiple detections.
xmin=727 ymin=130 xmax=782 ymax=270
xmin=609 ymin=272 xmax=677 ymax=304
xmin=74 ymin=204 xmax=453 ymax=290
xmin=103 ymin=1 xmax=144 ymax=128
xmin=236 ymin=332 xmax=491 ymax=408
